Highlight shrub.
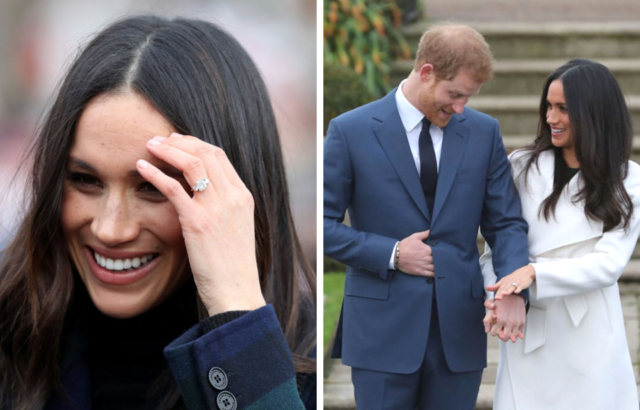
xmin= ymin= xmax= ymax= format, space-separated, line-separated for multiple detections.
xmin=323 ymin=62 xmax=375 ymax=133
xmin=324 ymin=0 xmax=412 ymax=98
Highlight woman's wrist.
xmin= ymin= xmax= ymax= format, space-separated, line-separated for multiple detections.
xmin=528 ymin=264 xmax=537 ymax=281
xmin=204 ymin=292 xmax=266 ymax=317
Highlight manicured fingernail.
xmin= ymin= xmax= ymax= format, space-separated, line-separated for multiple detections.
xmin=170 ymin=132 xmax=183 ymax=138
xmin=153 ymin=136 xmax=166 ymax=142
xmin=137 ymin=159 xmax=149 ymax=168
xmin=148 ymin=139 xmax=161 ymax=146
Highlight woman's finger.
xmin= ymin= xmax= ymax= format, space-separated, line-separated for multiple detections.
xmin=136 ymin=160 xmax=193 ymax=214
xmin=211 ymin=147 xmax=245 ymax=188
xmin=486 ymin=280 xmax=501 ymax=291
xmin=162 ymin=134 xmax=236 ymax=191
xmin=496 ymin=280 xmax=517 ymax=300
xmin=146 ymin=138 xmax=214 ymax=195
xmin=502 ymin=285 xmax=516 ymax=297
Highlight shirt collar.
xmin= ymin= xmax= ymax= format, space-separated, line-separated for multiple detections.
xmin=395 ymin=80 xmax=425 ymax=133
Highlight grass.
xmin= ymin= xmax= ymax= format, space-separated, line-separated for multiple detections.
xmin=324 ymin=272 xmax=346 ymax=350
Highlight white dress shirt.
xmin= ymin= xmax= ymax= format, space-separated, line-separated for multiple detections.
xmin=389 ymin=81 xmax=444 ymax=269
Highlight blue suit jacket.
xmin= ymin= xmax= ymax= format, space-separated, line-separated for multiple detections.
xmin=324 ymin=89 xmax=529 ymax=374
xmin=43 ymin=305 xmax=313 ymax=409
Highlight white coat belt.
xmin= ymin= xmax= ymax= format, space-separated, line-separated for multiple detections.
xmin=523 ymin=257 xmax=589 ymax=354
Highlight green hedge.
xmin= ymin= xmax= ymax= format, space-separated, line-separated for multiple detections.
xmin=323 ymin=62 xmax=375 ymax=134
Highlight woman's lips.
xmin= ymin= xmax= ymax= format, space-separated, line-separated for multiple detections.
xmin=85 ymin=246 xmax=160 ymax=285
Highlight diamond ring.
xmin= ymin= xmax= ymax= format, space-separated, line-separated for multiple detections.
xmin=511 ymin=282 xmax=518 ymax=288
xmin=192 ymin=178 xmax=210 ymax=192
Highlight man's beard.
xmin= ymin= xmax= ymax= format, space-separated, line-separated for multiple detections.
xmin=419 ymin=84 xmax=454 ymax=128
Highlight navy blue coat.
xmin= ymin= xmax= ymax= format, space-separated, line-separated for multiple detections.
xmin=324 ymin=89 xmax=529 ymax=374
xmin=43 ymin=305 xmax=314 ymax=409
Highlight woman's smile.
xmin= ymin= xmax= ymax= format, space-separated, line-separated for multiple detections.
xmin=87 ymin=246 xmax=160 ymax=285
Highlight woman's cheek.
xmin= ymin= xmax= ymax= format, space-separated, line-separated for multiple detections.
xmin=147 ymin=201 xmax=186 ymax=248
xmin=60 ymin=187 xmax=93 ymax=234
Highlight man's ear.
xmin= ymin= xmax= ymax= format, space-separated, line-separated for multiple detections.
xmin=418 ymin=64 xmax=435 ymax=83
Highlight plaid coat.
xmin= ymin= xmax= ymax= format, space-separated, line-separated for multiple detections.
xmin=43 ymin=305 xmax=315 ymax=409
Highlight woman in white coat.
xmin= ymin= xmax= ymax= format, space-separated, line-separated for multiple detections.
xmin=481 ymin=59 xmax=640 ymax=410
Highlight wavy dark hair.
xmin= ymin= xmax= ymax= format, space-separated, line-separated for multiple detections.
xmin=521 ymin=59 xmax=633 ymax=232
xmin=0 ymin=15 xmax=316 ymax=409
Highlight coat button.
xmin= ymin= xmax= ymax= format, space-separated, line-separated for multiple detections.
xmin=426 ymin=277 xmax=434 ymax=284
xmin=209 ymin=367 xmax=228 ymax=390
xmin=217 ymin=391 xmax=237 ymax=410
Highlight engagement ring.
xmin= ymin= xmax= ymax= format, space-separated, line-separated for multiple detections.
xmin=192 ymin=178 xmax=211 ymax=192
xmin=511 ymin=282 xmax=518 ymax=288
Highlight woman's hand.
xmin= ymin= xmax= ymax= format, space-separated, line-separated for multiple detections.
xmin=486 ymin=265 xmax=536 ymax=300
xmin=137 ymin=133 xmax=266 ymax=317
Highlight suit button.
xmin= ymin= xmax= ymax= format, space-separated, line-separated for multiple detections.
xmin=217 ymin=391 xmax=237 ymax=410
xmin=426 ymin=238 xmax=439 ymax=246
xmin=209 ymin=367 xmax=228 ymax=390
xmin=426 ymin=277 xmax=434 ymax=284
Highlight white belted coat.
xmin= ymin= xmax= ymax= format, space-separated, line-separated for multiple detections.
xmin=481 ymin=149 xmax=640 ymax=410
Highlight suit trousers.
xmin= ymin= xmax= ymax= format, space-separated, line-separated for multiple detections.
xmin=351 ymin=298 xmax=483 ymax=409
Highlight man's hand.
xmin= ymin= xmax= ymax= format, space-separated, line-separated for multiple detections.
xmin=483 ymin=295 xmax=525 ymax=343
xmin=397 ymin=230 xmax=434 ymax=277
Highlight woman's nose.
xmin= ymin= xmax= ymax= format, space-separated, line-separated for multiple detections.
xmin=90 ymin=192 xmax=140 ymax=247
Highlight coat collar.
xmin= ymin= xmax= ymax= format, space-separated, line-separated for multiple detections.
xmin=372 ymin=88 xmax=469 ymax=224
xmin=515 ymin=150 xmax=603 ymax=258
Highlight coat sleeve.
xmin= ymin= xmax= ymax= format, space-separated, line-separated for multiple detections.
xmin=479 ymin=242 xmax=497 ymax=300
xmin=164 ymin=304 xmax=308 ymax=410
xmin=529 ymin=166 xmax=640 ymax=299
xmin=323 ymin=118 xmax=398 ymax=280
xmin=478 ymin=122 xmax=530 ymax=298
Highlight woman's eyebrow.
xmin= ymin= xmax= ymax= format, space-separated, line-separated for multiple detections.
xmin=67 ymin=157 xmax=96 ymax=172
xmin=67 ymin=157 xmax=183 ymax=179
xmin=128 ymin=167 xmax=184 ymax=179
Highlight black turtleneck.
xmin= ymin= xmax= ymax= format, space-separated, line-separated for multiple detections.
xmin=66 ymin=276 xmax=250 ymax=409
xmin=84 ymin=281 xmax=200 ymax=409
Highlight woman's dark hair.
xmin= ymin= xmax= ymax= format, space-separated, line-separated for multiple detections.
xmin=522 ymin=58 xmax=633 ymax=231
xmin=0 ymin=15 xmax=316 ymax=409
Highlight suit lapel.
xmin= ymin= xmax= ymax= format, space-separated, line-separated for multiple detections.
xmin=373 ymin=90 xmax=430 ymax=221
xmin=431 ymin=115 xmax=470 ymax=223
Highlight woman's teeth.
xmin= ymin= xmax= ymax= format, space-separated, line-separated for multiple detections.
xmin=93 ymin=251 xmax=156 ymax=272
xmin=551 ymin=128 xmax=566 ymax=133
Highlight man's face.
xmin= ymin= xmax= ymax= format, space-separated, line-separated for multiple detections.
xmin=418 ymin=68 xmax=482 ymax=128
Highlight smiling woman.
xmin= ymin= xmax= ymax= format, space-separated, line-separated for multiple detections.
xmin=63 ymin=93 xmax=191 ymax=318
xmin=0 ymin=15 xmax=315 ymax=410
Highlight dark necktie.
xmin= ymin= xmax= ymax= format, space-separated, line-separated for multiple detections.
xmin=419 ymin=117 xmax=438 ymax=215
